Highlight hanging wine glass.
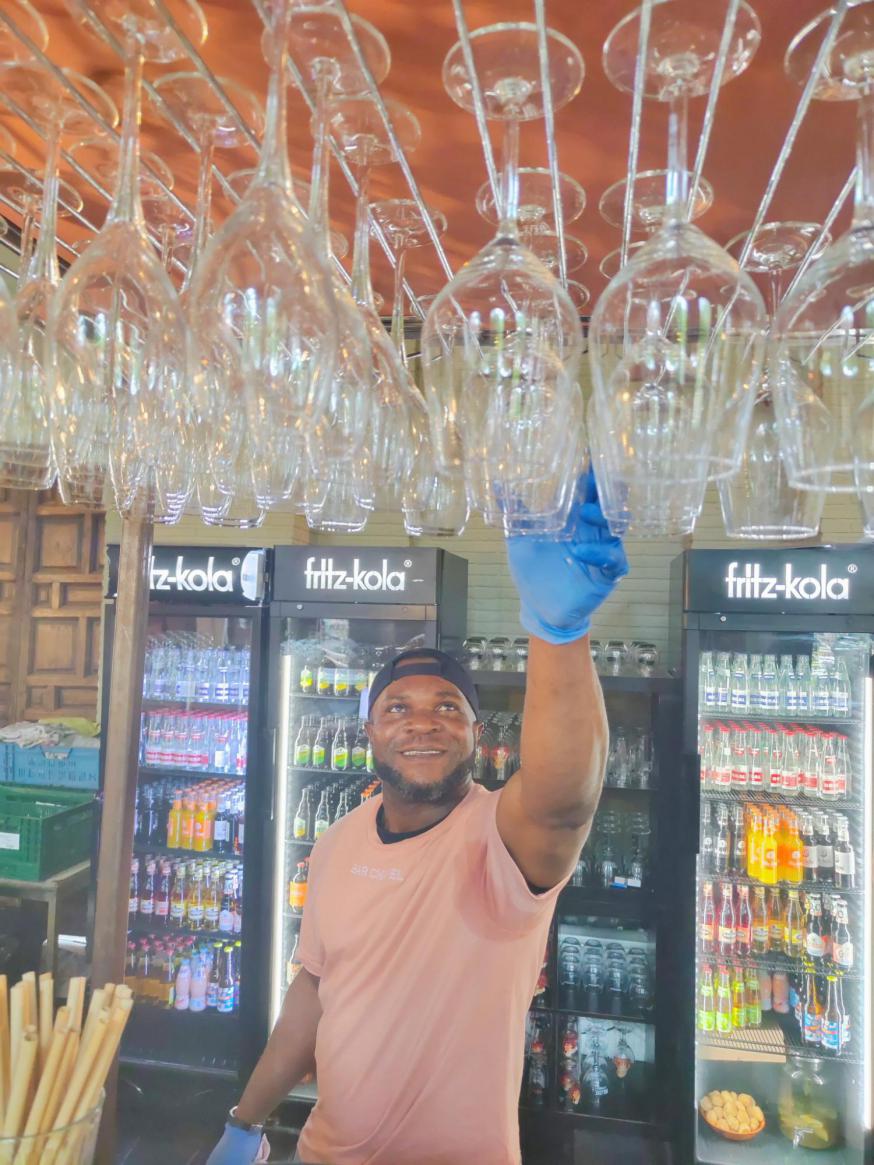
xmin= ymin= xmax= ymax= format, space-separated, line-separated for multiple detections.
xmin=291 ymin=17 xmax=390 ymax=536
xmin=328 ymin=93 xmax=423 ymax=503
xmin=51 ymin=0 xmax=207 ymax=523
xmin=613 ymin=1026 xmax=636 ymax=1079
xmin=0 ymin=65 xmax=117 ymax=492
xmin=718 ymin=221 xmax=829 ymax=538
xmin=70 ymin=133 xmax=174 ymax=208
xmin=188 ymin=0 xmax=339 ymax=520
xmin=589 ymin=0 xmax=766 ymax=538
xmin=524 ymin=229 xmax=588 ymax=275
xmin=598 ymin=168 xmax=713 ymax=232
xmin=0 ymin=0 xmax=48 ymax=60
xmin=476 ymin=166 xmax=586 ymax=233
xmin=422 ymin=21 xmax=585 ymax=537
xmin=371 ymin=198 xmax=447 ymax=360
xmin=773 ymin=1 xmax=874 ymax=499
xmin=0 ymin=165 xmax=82 ymax=261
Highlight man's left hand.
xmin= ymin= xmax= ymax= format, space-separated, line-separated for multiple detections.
xmin=506 ymin=467 xmax=628 ymax=644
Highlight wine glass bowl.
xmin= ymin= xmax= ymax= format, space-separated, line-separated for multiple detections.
xmin=785 ymin=0 xmax=874 ymax=100
xmin=287 ymin=8 xmax=391 ymax=95
xmin=525 ymin=229 xmax=588 ymax=274
xmin=328 ymin=94 xmax=422 ymax=168
xmin=443 ymin=22 xmax=584 ymax=121
xmin=152 ymin=72 xmax=264 ymax=150
xmin=476 ymin=166 xmax=586 ymax=228
xmin=726 ymin=221 xmax=830 ymax=276
xmin=599 ymin=169 xmax=713 ymax=231
xmin=0 ymin=0 xmax=48 ymax=59
xmin=64 ymin=0 xmax=208 ymax=63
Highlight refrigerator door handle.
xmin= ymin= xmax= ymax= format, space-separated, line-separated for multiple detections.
xmin=687 ymin=751 xmax=701 ymax=854
xmin=268 ymin=728 xmax=277 ymax=822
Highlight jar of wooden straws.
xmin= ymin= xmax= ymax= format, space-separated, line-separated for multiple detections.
xmin=0 ymin=971 xmax=133 ymax=1165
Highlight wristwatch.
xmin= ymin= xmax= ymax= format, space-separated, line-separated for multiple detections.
xmin=228 ymin=1106 xmax=264 ymax=1135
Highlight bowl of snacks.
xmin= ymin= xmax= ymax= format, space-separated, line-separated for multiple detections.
xmin=699 ymin=1090 xmax=766 ymax=1140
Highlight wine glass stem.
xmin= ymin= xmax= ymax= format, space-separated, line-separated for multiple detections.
xmin=184 ymin=133 xmax=214 ymax=290
xmin=854 ymin=86 xmax=874 ymax=227
xmin=107 ymin=46 xmax=145 ymax=229
xmin=351 ymin=154 xmax=375 ymax=310
xmin=255 ymin=1 xmax=293 ymax=191
xmin=308 ymin=67 xmax=334 ymax=255
xmin=498 ymin=116 xmax=520 ymax=236
xmin=390 ymin=235 xmax=409 ymax=362
xmin=665 ymin=92 xmax=690 ymax=222
xmin=19 ymin=197 xmax=37 ymax=267
xmin=27 ymin=123 xmax=61 ymax=284
xmin=766 ymin=270 xmax=780 ymax=321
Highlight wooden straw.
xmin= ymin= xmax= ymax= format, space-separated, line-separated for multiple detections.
xmin=37 ymin=977 xmax=53 ymax=1076
xmin=41 ymin=1028 xmax=75 ymax=1144
xmin=43 ymin=1013 xmax=110 ymax=1165
xmin=1 ymin=1028 xmax=37 ymax=1140
xmin=0 ymin=975 xmax=8 ymax=1124
xmin=101 ymin=984 xmax=115 ymax=1011
xmin=77 ymin=990 xmax=104 ymax=1057
xmin=18 ymin=979 xmax=35 ymax=1036
xmin=8 ymin=987 xmax=23 ymax=1085
xmin=75 ymin=998 xmax=131 ymax=1121
xmin=12 ymin=1010 xmax=70 ymax=1165
xmin=65 ymin=981 xmax=84 ymax=1035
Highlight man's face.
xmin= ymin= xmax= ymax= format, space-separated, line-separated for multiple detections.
xmin=366 ymin=672 xmax=481 ymax=804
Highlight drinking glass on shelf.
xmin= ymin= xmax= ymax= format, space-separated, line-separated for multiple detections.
xmin=633 ymin=642 xmax=659 ymax=672
xmin=487 ymin=636 xmax=511 ymax=671
xmin=462 ymin=636 xmax=487 ymax=670
xmin=604 ymin=640 xmax=629 ymax=673
xmin=512 ymin=637 xmax=529 ymax=672
xmin=590 ymin=0 xmax=767 ymax=536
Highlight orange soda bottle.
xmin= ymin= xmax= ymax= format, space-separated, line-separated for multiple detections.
xmin=180 ymin=796 xmax=196 ymax=850
xmin=760 ymin=810 xmax=778 ymax=885
xmin=747 ymin=805 xmax=763 ymax=880
xmin=193 ymin=798 xmax=209 ymax=852
xmin=167 ymin=791 xmax=183 ymax=849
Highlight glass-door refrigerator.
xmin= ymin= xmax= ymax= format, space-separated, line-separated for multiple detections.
xmin=262 ymin=545 xmax=467 ymax=1103
xmin=675 ymin=547 xmax=873 ymax=1164
xmin=103 ymin=545 xmax=270 ymax=1080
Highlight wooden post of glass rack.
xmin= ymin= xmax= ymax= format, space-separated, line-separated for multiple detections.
xmin=92 ymin=514 xmax=153 ymax=1165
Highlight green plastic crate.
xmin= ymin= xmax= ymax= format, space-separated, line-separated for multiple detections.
xmin=0 ymin=786 xmax=95 ymax=881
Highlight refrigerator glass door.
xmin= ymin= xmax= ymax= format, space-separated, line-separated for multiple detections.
xmin=270 ymin=614 xmax=429 ymax=1099
xmin=123 ymin=612 xmax=255 ymax=1074
xmin=693 ymin=631 xmax=871 ymax=1164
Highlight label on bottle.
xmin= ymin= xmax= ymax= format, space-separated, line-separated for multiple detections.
xmin=731 ymin=767 xmax=748 ymax=787
xmin=293 ymin=815 xmax=308 ymax=840
xmin=747 ymin=1001 xmax=762 ymax=1026
xmin=312 ymin=745 xmax=326 ymax=768
xmin=294 ymin=745 xmax=311 ymax=767
xmin=833 ymin=941 xmax=853 ymax=969
xmin=821 ymin=775 xmax=838 ymax=796
xmin=718 ymin=925 xmax=735 ymax=947
xmin=129 ymin=894 xmax=138 ymax=914
xmin=749 ymin=764 xmax=763 ymax=787
xmin=237 ymin=822 xmax=244 ymax=849
xmin=289 ymin=884 xmax=307 ymax=912
xmin=140 ymin=898 xmax=154 ymax=916
xmin=716 ymin=1009 xmax=732 ymax=1035
xmin=332 ymin=747 xmax=349 ymax=770
xmin=697 ymin=1007 xmax=716 ymax=1032
xmin=761 ymin=849 xmax=777 ymax=872
xmin=234 ymin=910 xmax=242 ymax=934
xmin=207 ymin=981 xmax=219 ymax=1008
xmin=155 ymin=898 xmax=169 ymax=919
xmin=219 ymin=908 xmax=234 ymax=932
xmin=700 ymin=922 xmax=714 ymax=946
xmin=732 ymin=1004 xmax=745 ymax=1029
xmin=834 ymin=849 xmax=855 ymax=878
xmin=189 ymin=904 xmax=204 ymax=925
xmin=782 ymin=769 xmax=800 ymax=791
xmin=214 ymin=820 xmax=230 ymax=844
xmin=802 ymin=770 xmax=818 ymax=794
xmin=785 ymin=927 xmax=804 ymax=952
xmin=803 ymin=1008 xmax=821 ymax=1044
xmin=217 ymin=986 xmax=235 ymax=1014
xmin=351 ymin=746 xmax=367 ymax=770
xmin=334 ymin=673 xmax=349 ymax=696
xmin=821 ymin=1018 xmax=841 ymax=1053
xmin=300 ymin=667 xmax=314 ymax=693
xmin=317 ymin=668 xmax=334 ymax=695
xmin=314 ymin=819 xmax=329 ymax=841
xmin=170 ymin=901 xmax=185 ymax=922
xmin=818 ymin=844 xmax=834 ymax=870
xmin=205 ymin=905 xmax=219 ymax=926
xmin=806 ymin=932 xmax=826 ymax=959
xmin=802 ymin=844 xmax=818 ymax=871
xmin=752 ymin=924 xmax=768 ymax=948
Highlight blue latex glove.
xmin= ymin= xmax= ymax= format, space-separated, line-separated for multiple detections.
xmin=206 ymin=1123 xmax=269 ymax=1165
xmin=506 ymin=467 xmax=628 ymax=644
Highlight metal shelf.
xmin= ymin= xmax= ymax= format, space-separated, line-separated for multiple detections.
xmin=133 ymin=843 xmax=241 ymax=861
xmin=705 ymin=872 xmax=863 ymax=897
xmin=292 ymin=693 xmax=363 ymax=703
xmin=138 ymin=766 xmax=245 ymax=782
xmin=128 ymin=920 xmax=240 ymax=942
xmin=473 ymin=670 xmax=681 ymax=694
xmin=700 ymin=787 xmax=860 ymax=811
xmin=696 ymin=948 xmax=861 ymax=983
xmin=700 ymin=711 xmax=860 ymax=730
xmin=141 ymin=698 xmax=250 ymax=713
xmin=697 ymin=1011 xmax=862 ymax=1065
xmin=289 ymin=766 xmax=372 ymax=778
xmin=558 ymin=886 xmax=655 ymax=920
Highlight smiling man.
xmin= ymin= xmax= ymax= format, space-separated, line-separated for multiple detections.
xmin=208 ymin=471 xmax=628 ymax=1165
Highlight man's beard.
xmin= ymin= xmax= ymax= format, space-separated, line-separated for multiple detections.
xmin=374 ymin=753 xmax=475 ymax=804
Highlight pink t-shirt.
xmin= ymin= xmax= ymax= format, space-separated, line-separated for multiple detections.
xmin=296 ymin=783 xmax=563 ymax=1165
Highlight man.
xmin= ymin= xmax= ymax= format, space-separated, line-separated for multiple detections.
xmin=208 ymin=472 xmax=627 ymax=1164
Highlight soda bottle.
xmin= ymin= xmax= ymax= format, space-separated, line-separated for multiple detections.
xmin=180 ymin=796 xmax=196 ymax=851
xmin=821 ymin=975 xmax=842 ymax=1056
xmin=314 ymin=792 xmax=331 ymax=840
xmin=233 ymin=940 xmax=242 ymax=1010
xmin=212 ymin=796 xmax=233 ymax=855
xmin=747 ymin=806 xmax=762 ymax=879
xmin=782 ymin=730 xmax=800 ymax=796
xmin=312 ymin=719 xmax=329 ymax=769
xmin=747 ymin=654 xmax=763 ymax=712
xmin=331 ymin=721 xmax=350 ymax=771
xmin=802 ymin=969 xmax=822 ymax=1046
xmin=795 ymin=655 xmax=812 ymax=713
xmin=731 ymin=966 xmax=746 ymax=1029
xmin=233 ymin=869 xmax=243 ymax=935
xmin=716 ymin=966 xmax=732 ymax=1035
xmin=317 ymin=658 xmax=334 ymax=698
xmin=333 ymin=790 xmax=349 ymax=824
xmin=204 ymin=870 xmax=220 ymax=932
xmin=155 ymin=861 xmax=171 ymax=924
xmin=188 ymin=868 xmax=205 ymax=932
xmin=745 ymin=968 xmax=762 ymax=1027
xmin=170 ymin=863 xmax=187 ymax=927
xmin=351 ymin=721 xmax=368 ymax=770
xmin=714 ymin=805 xmax=731 ymax=875
xmin=207 ymin=941 xmax=222 ymax=1008
xmin=729 ymin=726 xmax=748 ymax=788
xmin=806 ymin=894 xmax=827 ymax=962
xmin=784 ymin=811 xmax=803 ymax=884
xmin=286 ymin=932 xmax=302 ymax=987
xmin=784 ymin=889 xmax=805 ymax=957
xmin=215 ymin=946 xmax=234 ymax=1014
xmin=234 ymin=793 xmax=245 ymax=855
xmin=365 ymin=736 xmax=375 ymax=773
xmin=730 ymin=653 xmax=750 ymax=713
xmin=715 ymin=653 xmax=731 ymax=711
xmin=718 ymin=881 xmax=736 ymax=958
xmin=799 ymin=730 xmax=819 ymax=797
xmin=174 ymin=957 xmax=191 ymax=1011
xmin=713 ymin=726 xmax=732 ymax=788
xmin=834 ymin=819 xmax=855 ymax=890
xmin=811 ymin=658 xmax=832 ymax=717
xmin=779 ymin=654 xmax=798 ymax=716
xmin=832 ymin=900 xmax=853 ymax=970
xmin=760 ymin=812 xmax=779 ymax=885
xmin=300 ymin=660 xmax=314 ymax=694
xmin=293 ymin=790 xmax=310 ymax=842
xmin=730 ymin=804 xmax=746 ymax=874
xmin=760 ymin=654 xmax=779 ymax=714
xmin=189 ymin=950 xmax=208 ymax=1013
xmin=815 ymin=812 xmax=834 ymax=882
xmin=293 ymin=718 xmax=313 ymax=768
xmin=736 ymin=884 xmax=752 ymax=956
xmin=161 ymin=944 xmax=177 ymax=1009
xmin=747 ymin=726 xmax=764 ymax=788
xmin=834 ymin=735 xmax=850 ymax=797
xmin=700 ymin=651 xmax=716 ymax=710
xmin=800 ymin=812 xmax=818 ymax=881
xmin=766 ymin=728 xmax=784 ymax=791
xmin=700 ymin=801 xmax=714 ymax=874
xmin=289 ymin=861 xmax=308 ymax=915
xmin=140 ymin=860 xmax=156 ymax=918
xmin=129 ymin=860 xmax=140 ymax=926
xmin=219 ymin=873 xmax=235 ymax=933
xmin=829 ymin=659 xmax=851 ymax=718
xmin=768 ymin=888 xmax=785 ymax=953
xmin=697 ymin=965 xmax=716 ymax=1032
xmin=836 ymin=973 xmax=850 ymax=1049
xmin=751 ymin=886 xmax=769 ymax=953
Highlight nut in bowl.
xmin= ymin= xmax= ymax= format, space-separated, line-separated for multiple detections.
xmin=699 ymin=1089 xmax=766 ymax=1141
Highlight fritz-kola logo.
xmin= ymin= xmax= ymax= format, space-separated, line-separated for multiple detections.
xmin=725 ymin=561 xmax=852 ymax=602
xmin=304 ymin=556 xmax=407 ymax=592
xmin=150 ymin=554 xmax=234 ymax=593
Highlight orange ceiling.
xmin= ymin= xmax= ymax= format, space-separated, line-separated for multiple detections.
xmin=4 ymin=0 xmax=860 ymax=308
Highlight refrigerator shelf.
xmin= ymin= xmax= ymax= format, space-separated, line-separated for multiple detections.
xmin=286 ymin=838 xmax=315 ymax=849
xmin=520 ymin=1106 xmax=661 ymax=1135
xmin=711 ymin=873 xmax=864 ymax=897
xmin=288 ymin=766 xmax=373 ymax=778
xmin=547 ymin=1000 xmax=656 ymax=1025
xmin=700 ymin=787 xmax=860 ymax=811
xmin=139 ymin=766 xmax=246 ymax=782
xmin=558 ymin=886 xmax=655 ymax=920
xmin=293 ymin=693 xmax=363 ymax=703
xmin=700 ymin=712 xmax=860 ymax=730
xmin=698 ymin=1011 xmax=862 ymax=1065
xmin=141 ymin=698 xmax=250 ymax=713
xmin=696 ymin=950 xmax=861 ymax=983
xmin=128 ymin=920 xmax=241 ymax=942
xmin=473 ymin=669 xmax=680 ymax=694
xmin=133 ymin=843 xmax=242 ymax=861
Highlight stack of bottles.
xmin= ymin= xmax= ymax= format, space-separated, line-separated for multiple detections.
xmin=473 ymin=714 xmax=521 ymax=785
xmin=699 ymin=651 xmax=852 ymax=719
xmin=125 ymin=936 xmax=241 ymax=1014
xmin=144 ymin=634 xmax=251 ymax=705
xmin=292 ymin=779 xmax=381 ymax=844
xmin=297 ymin=656 xmax=375 ymax=698
xmin=141 ymin=710 xmax=248 ymax=774
xmin=292 ymin=717 xmax=373 ymax=773
xmin=701 ymin=801 xmax=856 ymax=888
xmin=135 ymin=779 xmax=246 ymax=855
xmin=700 ymin=723 xmax=852 ymax=796
xmin=129 ymin=858 xmax=243 ymax=934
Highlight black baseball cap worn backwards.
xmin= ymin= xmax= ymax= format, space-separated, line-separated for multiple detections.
xmin=367 ymin=648 xmax=480 ymax=719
